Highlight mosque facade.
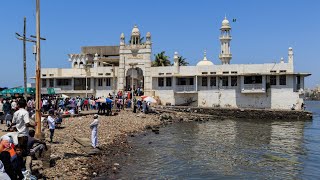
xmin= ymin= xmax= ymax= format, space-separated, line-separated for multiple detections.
xmin=41 ymin=17 xmax=310 ymax=110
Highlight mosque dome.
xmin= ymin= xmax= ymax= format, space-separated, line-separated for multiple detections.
xmin=221 ymin=16 xmax=231 ymax=29
xmin=131 ymin=25 xmax=140 ymax=36
xmin=197 ymin=50 xmax=214 ymax=66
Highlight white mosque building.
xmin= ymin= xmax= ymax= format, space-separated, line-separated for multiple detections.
xmin=41 ymin=17 xmax=310 ymax=110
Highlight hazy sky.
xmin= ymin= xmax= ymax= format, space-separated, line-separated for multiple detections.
xmin=0 ymin=0 xmax=319 ymax=88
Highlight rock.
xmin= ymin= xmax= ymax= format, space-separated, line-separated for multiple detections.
xmin=114 ymin=163 xmax=120 ymax=166
xmin=93 ymin=172 xmax=97 ymax=176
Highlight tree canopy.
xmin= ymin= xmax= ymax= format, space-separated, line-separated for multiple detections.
xmin=152 ymin=51 xmax=171 ymax=67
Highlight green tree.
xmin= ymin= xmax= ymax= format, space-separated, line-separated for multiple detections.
xmin=178 ymin=56 xmax=189 ymax=66
xmin=152 ymin=51 xmax=171 ymax=67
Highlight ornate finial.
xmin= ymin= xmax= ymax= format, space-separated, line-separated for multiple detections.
xmin=95 ymin=53 xmax=98 ymax=57
xmin=203 ymin=49 xmax=208 ymax=61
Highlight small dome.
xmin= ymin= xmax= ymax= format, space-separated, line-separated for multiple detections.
xmin=131 ymin=25 xmax=140 ymax=36
xmin=197 ymin=60 xmax=214 ymax=66
xmin=221 ymin=16 xmax=231 ymax=29
xmin=288 ymin=47 xmax=293 ymax=50
xmin=222 ymin=18 xmax=229 ymax=26
xmin=120 ymin=33 xmax=125 ymax=39
xmin=146 ymin=32 xmax=151 ymax=37
xmin=197 ymin=50 xmax=214 ymax=66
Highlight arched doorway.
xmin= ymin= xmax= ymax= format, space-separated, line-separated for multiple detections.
xmin=126 ymin=67 xmax=144 ymax=91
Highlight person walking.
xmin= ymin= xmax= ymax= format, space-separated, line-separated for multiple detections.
xmin=47 ymin=110 xmax=56 ymax=143
xmin=2 ymin=100 xmax=11 ymax=123
xmin=90 ymin=114 xmax=99 ymax=149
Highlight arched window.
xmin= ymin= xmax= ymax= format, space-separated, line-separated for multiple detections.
xmin=74 ymin=62 xmax=78 ymax=68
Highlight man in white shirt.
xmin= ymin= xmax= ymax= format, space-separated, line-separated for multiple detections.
xmin=90 ymin=114 xmax=99 ymax=148
xmin=47 ymin=110 xmax=56 ymax=143
xmin=10 ymin=99 xmax=36 ymax=156
xmin=42 ymin=98 xmax=48 ymax=113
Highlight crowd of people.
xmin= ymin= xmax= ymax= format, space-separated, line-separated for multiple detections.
xmin=0 ymin=97 xmax=49 ymax=179
xmin=0 ymin=88 xmax=154 ymax=179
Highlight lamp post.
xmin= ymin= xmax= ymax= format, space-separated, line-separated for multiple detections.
xmin=83 ymin=64 xmax=91 ymax=98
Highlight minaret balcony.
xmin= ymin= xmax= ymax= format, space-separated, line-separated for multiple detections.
xmin=219 ymin=54 xmax=232 ymax=59
xmin=219 ymin=36 xmax=232 ymax=40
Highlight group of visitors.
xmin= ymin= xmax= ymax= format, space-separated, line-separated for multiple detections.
xmin=0 ymin=98 xmax=49 ymax=179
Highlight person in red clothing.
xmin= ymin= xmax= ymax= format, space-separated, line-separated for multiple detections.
xmin=83 ymin=99 xmax=89 ymax=111
xmin=127 ymin=91 xmax=131 ymax=100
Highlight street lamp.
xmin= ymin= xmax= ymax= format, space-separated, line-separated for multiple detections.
xmin=83 ymin=63 xmax=92 ymax=98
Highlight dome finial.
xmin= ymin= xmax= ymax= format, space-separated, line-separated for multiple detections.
xmin=203 ymin=49 xmax=207 ymax=61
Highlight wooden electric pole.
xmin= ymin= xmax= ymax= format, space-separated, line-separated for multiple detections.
xmin=35 ymin=0 xmax=42 ymax=138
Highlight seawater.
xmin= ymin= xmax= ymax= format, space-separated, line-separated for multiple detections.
xmin=111 ymin=101 xmax=320 ymax=179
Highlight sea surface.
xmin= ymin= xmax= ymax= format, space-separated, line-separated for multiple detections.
xmin=111 ymin=101 xmax=320 ymax=179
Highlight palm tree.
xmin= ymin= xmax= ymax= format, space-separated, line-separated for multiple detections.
xmin=178 ymin=56 xmax=189 ymax=66
xmin=152 ymin=51 xmax=171 ymax=67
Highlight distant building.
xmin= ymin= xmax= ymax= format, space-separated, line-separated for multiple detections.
xmin=41 ymin=17 xmax=311 ymax=110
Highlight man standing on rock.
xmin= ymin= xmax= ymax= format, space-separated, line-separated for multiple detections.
xmin=90 ymin=114 xmax=99 ymax=148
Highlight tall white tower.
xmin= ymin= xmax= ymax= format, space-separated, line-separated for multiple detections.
xmin=288 ymin=47 xmax=294 ymax=64
xmin=219 ymin=16 xmax=232 ymax=64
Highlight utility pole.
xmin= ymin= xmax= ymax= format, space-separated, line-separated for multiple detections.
xmin=23 ymin=17 xmax=27 ymax=100
xmin=15 ymin=17 xmax=28 ymax=100
xmin=35 ymin=0 xmax=42 ymax=138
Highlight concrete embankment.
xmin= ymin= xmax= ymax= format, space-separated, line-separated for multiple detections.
xmin=156 ymin=106 xmax=313 ymax=120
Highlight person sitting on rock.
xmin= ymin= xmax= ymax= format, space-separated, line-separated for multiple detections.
xmin=27 ymin=130 xmax=47 ymax=158
xmin=12 ymin=145 xmax=25 ymax=179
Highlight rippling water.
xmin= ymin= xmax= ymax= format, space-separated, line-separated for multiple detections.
xmin=112 ymin=101 xmax=320 ymax=179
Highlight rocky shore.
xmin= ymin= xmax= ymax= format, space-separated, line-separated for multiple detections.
xmin=39 ymin=106 xmax=312 ymax=179
xmin=42 ymin=110 xmax=161 ymax=179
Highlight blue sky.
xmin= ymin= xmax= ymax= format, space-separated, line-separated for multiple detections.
xmin=0 ymin=0 xmax=319 ymax=88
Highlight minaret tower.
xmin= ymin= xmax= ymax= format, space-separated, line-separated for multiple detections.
xmin=219 ymin=16 xmax=232 ymax=64
xmin=288 ymin=47 xmax=294 ymax=64
xmin=130 ymin=25 xmax=140 ymax=45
